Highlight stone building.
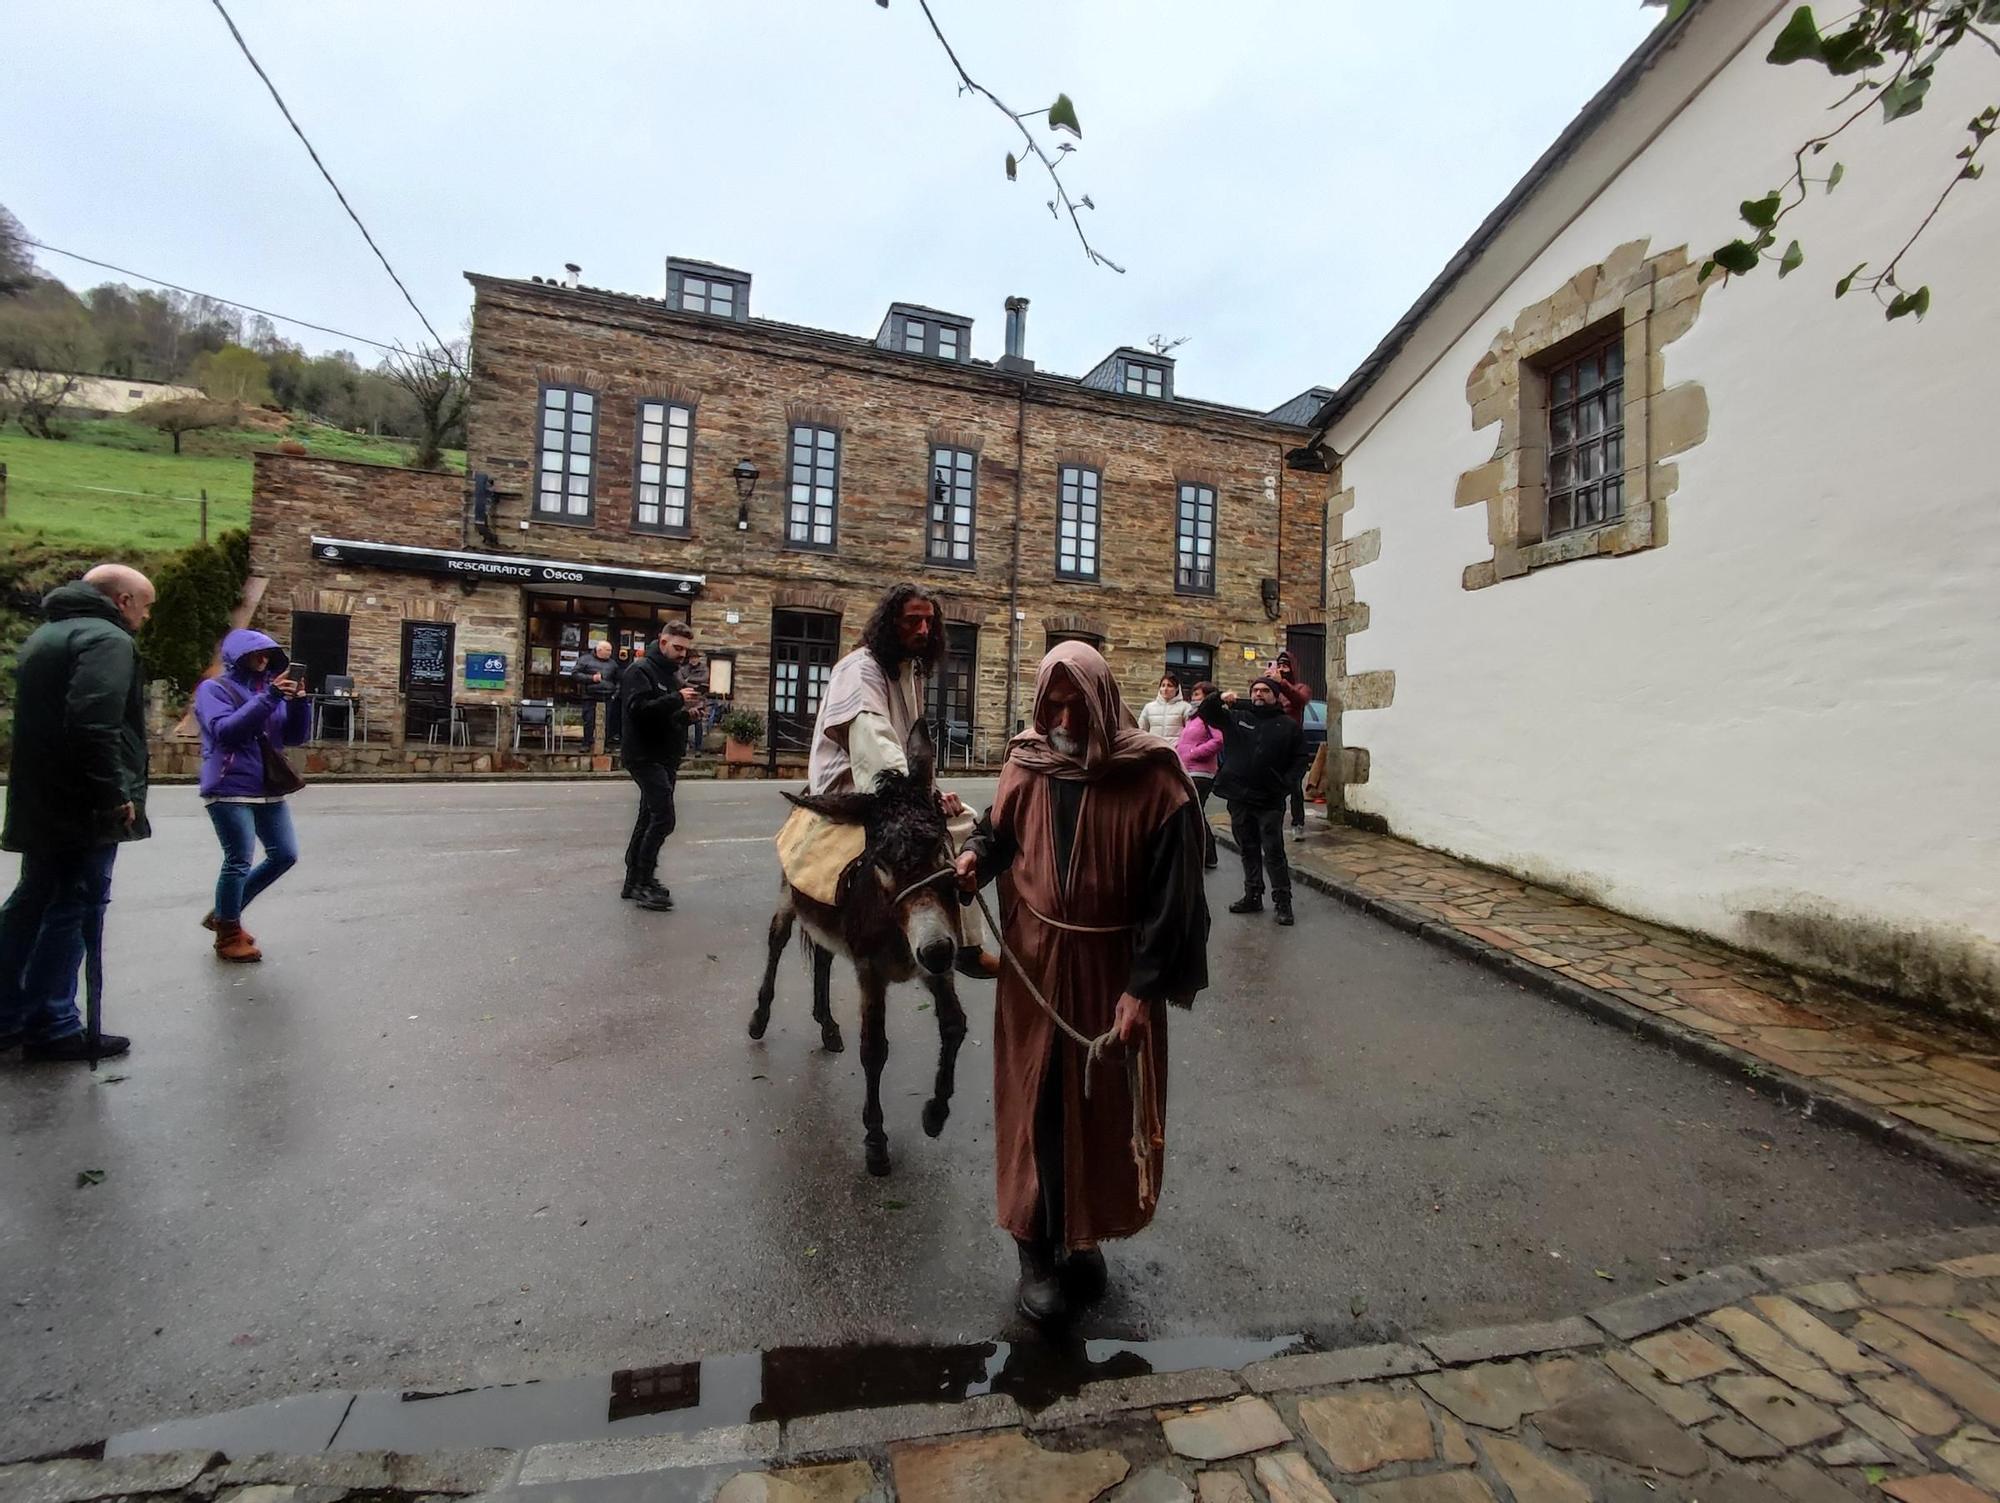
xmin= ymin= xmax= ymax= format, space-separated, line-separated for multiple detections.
xmin=247 ymin=262 xmax=1334 ymax=764
xmin=1298 ymin=3 xmax=1999 ymax=1017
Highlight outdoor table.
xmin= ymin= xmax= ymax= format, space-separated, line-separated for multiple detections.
xmin=454 ymin=702 xmax=504 ymax=749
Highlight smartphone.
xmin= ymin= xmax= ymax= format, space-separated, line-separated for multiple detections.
xmin=286 ymin=662 xmax=308 ymax=689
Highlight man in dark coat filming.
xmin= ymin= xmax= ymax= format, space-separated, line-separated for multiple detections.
xmin=1197 ymin=674 xmax=1309 ymax=927
xmin=618 ymin=620 xmax=700 ymax=912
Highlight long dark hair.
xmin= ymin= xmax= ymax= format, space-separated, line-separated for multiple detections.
xmin=861 ymin=582 xmax=946 ymax=673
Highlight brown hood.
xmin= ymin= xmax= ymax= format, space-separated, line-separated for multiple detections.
xmin=1007 ymin=641 xmax=1189 ymax=788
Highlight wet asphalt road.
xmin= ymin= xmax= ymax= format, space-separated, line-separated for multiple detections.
xmin=0 ymin=778 xmax=1991 ymax=1459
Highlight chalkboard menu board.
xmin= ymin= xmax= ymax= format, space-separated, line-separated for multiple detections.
xmin=406 ymin=623 xmax=451 ymax=684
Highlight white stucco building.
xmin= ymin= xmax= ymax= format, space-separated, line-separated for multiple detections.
xmin=1307 ymin=3 xmax=1999 ymax=1019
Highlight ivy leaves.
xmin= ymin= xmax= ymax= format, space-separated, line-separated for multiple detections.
xmin=1687 ymin=1 xmax=1991 ymax=323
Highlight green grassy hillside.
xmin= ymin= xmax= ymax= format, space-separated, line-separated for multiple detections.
xmin=0 ymin=417 xmax=464 ymax=554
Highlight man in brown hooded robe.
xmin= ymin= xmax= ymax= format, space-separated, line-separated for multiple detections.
xmin=956 ymin=642 xmax=1210 ymax=1322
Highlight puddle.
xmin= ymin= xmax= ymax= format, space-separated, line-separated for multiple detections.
xmin=101 ymin=1330 xmax=1308 ymax=1458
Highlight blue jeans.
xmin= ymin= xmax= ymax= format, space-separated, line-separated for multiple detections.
xmin=0 ymin=845 xmax=118 ymax=1044
xmin=207 ymin=801 xmax=299 ymax=924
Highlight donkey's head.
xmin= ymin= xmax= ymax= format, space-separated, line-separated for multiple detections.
xmin=784 ymin=721 xmax=958 ymax=976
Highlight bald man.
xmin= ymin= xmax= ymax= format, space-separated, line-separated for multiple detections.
xmin=0 ymin=564 xmax=156 ymax=1062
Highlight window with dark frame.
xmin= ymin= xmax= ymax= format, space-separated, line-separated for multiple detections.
xmin=903 ymin=318 xmax=927 ymax=353
xmin=1056 ymin=465 xmax=1101 ymax=580
xmin=937 ymin=325 xmax=961 ymax=360
xmin=927 ymin=447 xmax=976 ymax=567
xmin=1123 ymin=361 xmax=1166 ymax=399
xmin=678 ymin=276 xmax=736 ymax=317
xmin=1164 ymin=642 xmax=1212 ymax=699
xmin=1545 ymin=334 xmax=1625 ymax=537
xmin=1175 ymin=482 xmax=1216 ymax=593
xmin=536 ymin=386 xmax=596 ymax=521
xmin=633 ymin=399 xmax=693 ymax=534
xmin=786 ymin=424 xmax=840 ymax=550
xmin=925 ymin=624 xmax=977 ymax=744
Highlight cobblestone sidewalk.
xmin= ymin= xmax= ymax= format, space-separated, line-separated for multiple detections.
xmin=1212 ymin=818 xmax=2000 ymax=1180
xmin=18 ymin=1227 xmax=2000 ymax=1503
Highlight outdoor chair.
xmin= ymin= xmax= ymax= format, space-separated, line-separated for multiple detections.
xmin=514 ymin=699 xmax=557 ymax=753
xmin=425 ymin=705 xmax=471 ymax=748
xmin=316 ymin=675 xmax=364 ymax=744
xmin=945 ymin=719 xmax=974 ymax=768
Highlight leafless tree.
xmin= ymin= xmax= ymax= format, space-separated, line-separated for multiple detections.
xmin=0 ymin=205 xmax=34 ymax=298
xmin=383 ymin=340 xmax=467 ymax=470
xmin=0 ymin=345 xmax=81 ymax=439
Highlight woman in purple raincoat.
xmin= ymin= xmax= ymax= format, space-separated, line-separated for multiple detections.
xmin=193 ymin=628 xmax=312 ymax=962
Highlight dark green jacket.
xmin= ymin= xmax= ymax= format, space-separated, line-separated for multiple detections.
xmin=2 ymin=582 xmax=152 ymax=853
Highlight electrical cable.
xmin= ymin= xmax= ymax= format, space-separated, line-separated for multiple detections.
xmin=22 ymin=239 xmax=450 ymax=367
xmin=206 ymin=0 xmax=463 ymax=374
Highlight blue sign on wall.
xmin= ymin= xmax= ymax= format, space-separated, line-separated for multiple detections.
xmin=464 ymin=652 xmax=507 ymax=690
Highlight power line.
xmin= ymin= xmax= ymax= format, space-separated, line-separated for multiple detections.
xmin=206 ymin=0 xmax=463 ymax=374
xmin=23 ymin=238 xmax=450 ymax=366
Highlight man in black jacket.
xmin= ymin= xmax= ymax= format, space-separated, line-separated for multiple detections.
xmin=571 ymin=640 xmax=620 ymax=753
xmin=1195 ymin=675 xmax=1308 ymax=927
xmin=617 ymin=620 xmax=700 ymax=912
xmin=1 ymin=565 xmax=155 ymax=1060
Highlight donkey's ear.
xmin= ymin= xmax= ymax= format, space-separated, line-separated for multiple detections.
xmin=904 ymin=718 xmax=937 ymax=786
xmin=783 ymin=788 xmax=874 ymax=823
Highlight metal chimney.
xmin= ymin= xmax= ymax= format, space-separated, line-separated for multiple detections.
xmin=999 ymin=296 xmax=1034 ymax=373
xmin=562 ymin=263 xmax=581 ymax=289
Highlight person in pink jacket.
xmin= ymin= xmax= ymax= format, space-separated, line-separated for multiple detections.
xmin=1175 ymin=682 xmax=1224 ymax=870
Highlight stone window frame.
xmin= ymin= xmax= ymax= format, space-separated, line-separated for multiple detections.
xmin=631 ymin=396 xmax=695 ymax=538
xmin=1174 ymin=481 xmax=1217 ymax=596
xmin=534 ymin=383 xmax=598 ymax=527
xmin=926 ymin=445 xmax=977 ymax=571
xmin=1456 ymin=238 xmax=1711 ymax=590
xmin=1055 ymin=464 xmax=1102 ymax=582
xmin=784 ymin=423 xmax=842 ymax=553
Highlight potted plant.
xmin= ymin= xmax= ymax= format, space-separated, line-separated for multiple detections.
xmin=721 ymin=707 xmax=765 ymax=765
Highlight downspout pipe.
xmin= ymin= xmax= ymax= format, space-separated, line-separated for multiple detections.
xmin=1004 ymin=380 xmax=1027 ymax=737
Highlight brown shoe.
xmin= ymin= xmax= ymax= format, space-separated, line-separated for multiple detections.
xmin=955 ymin=946 xmax=1001 ymax=982
xmin=214 ymin=922 xmax=262 ymax=963
xmin=200 ymin=911 xmax=219 ymax=931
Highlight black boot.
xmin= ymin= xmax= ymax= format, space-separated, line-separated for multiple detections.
xmin=635 ymin=882 xmax=675 ymax=912
xmin=1228 ymin=893 xmax=1263 ymax=915
xmin=1274 ymin=896 xmax=1295 ymax=927
xmin=621 ymin=875 xmax=640 ymax=900
xmin=1015 ymin=1238 xmax=1068 ymax=1324
xmin=1059 ymin=1245 xmax=1108 ymax=1305
xmin=24 ymin=1031 xmax=131 ymax=1063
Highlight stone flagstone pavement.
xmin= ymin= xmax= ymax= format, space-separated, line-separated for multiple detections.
xmin=22 ymin=1227 xmax=2000 ymax=1503
xmin=1213 ymin=818 xmax=2000 ymax=1179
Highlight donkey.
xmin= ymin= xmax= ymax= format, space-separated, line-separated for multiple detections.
xmin=750 ymin=723 xmax=970 ymax=1178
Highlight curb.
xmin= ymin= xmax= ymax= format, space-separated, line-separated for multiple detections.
xmin=19 ymin=1224 xmax=2000 ymax=1489
xmin=1212 ymin=826 xmax=2000 ymax=1193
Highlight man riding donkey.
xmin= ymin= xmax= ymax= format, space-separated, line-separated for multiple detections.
xmin=785 ymin=582 xmax=995 ymax=979
xmin=956 ymin=642 xmax=1211 ymax=1323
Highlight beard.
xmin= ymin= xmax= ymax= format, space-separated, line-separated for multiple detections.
xmin=1049 ymin=727 xmax=1083 ymax=757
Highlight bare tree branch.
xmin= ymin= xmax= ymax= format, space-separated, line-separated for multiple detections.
xmin=383 ymin=340 xmax=468 ymax=471
xmin=909 ymin=0 xmax=1125 ymax=273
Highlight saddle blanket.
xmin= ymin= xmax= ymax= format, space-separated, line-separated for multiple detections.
xmin=775 ymin=804 xmax=867 ymax=906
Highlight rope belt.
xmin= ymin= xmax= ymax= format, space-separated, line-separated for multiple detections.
xmin=888 ymin=863 xmax=1163 ymax=1211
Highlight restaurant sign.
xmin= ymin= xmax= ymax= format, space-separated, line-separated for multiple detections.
xmin=310 ymin=536 xmax=703 ymax=597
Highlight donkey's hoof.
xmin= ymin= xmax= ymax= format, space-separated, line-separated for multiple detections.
xmin=922 ymin=1099 xmax=950 ymax=1138
xmin=748 ymin=1008 xmax=771 ymax=1041
xmin=865 ymin=1142 xmax=893 ymax=1177
xmin=820 ymin=1025 xmax=846 ymax=1054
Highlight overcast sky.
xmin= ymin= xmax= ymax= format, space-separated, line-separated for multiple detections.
xmin=7 ymin=1 xmax=1656 ymax=411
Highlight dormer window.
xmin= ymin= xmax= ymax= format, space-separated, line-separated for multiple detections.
xmin=664 ymin=258 xmax=751 ymax=322
xmin=1124 ymin=361 xmax=1167 ymax=399
xmin=878 ymin=304 xmax=971 ymax=362
xmin=1082 ymin=347 xmax=1176 ymax=401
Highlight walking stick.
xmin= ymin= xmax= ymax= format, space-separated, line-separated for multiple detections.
xmin=82 ymin=874 xmax=107 ymax=1070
